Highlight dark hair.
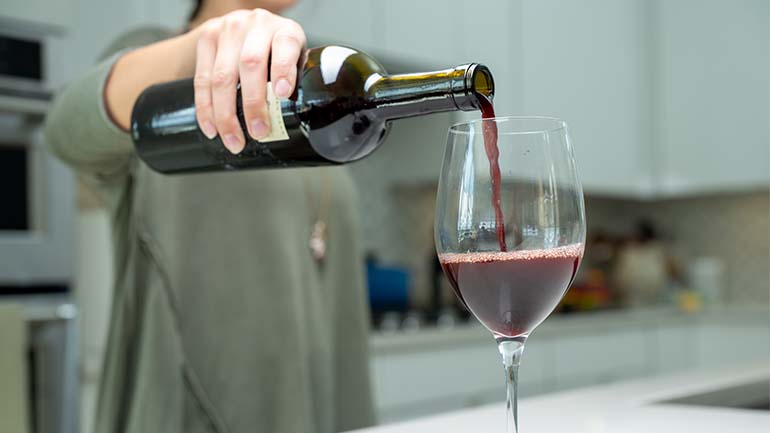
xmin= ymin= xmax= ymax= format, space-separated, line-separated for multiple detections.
xmin=189 ymin=0 xmax=204 ymax=21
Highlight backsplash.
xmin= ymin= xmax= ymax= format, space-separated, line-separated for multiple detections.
xmin=347 ymin=114 xmax=452 ymax=267
xmin=585 ymin=191 xmax=769 ymax=305
xmin=350 ymin=160 xmax=769 ymax=308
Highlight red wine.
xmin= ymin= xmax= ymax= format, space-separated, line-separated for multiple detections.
xmin=132 ymin=45 xmax=494 ymax=173
xmin=439 ymin=244 xmax=583 ymax=338
xmin=478 ymin=95 xmax=507 ymax=251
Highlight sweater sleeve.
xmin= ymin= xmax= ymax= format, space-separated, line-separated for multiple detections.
xmin=43 ymin=27 xmax=172 ymax=179
xmin=44 ymin=51 xmax=134 ymax=178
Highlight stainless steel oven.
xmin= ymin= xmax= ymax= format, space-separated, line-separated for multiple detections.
xmin=0 ymin=114 xmax=75 ymax=288
xmin=0 ymin=32 xmax=75 ymax=288
xmin=0 ymin=29 xmax=79 ymax=433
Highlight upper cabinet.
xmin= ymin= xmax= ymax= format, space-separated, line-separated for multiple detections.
xmin=371 ymin=0 xmax=464 ymax=69
xmin=651 ymin=0 xmax=770 ymax=196
xmin=517 ymin=0 xmax=769 ymax=197
xmin=0 ymin=0 xmax=73 ymax=33
xmin=518 ymin=0 xmax=654 ymax=197
xmin=72 ymin=0 xmax=758 ymax=199
xmin=370 ymin=0 xmax=770 ymax=198
xmin=455 ymin=0 xmax=524 ymax=119
xmin=372 ymin=0 xmax=520 ymax=98
xmin=284 ymin=0 xmax=377 ymax=53
xmin=9 ymin=0 xmax=764 ymax=197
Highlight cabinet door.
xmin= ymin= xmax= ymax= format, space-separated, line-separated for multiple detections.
xmin=1 ymin=0 xmax=74 ymax=31
xmin=652 ymin=0 xmax=770 ymax=195
xmin=520 ymin=337 xmax=555 ymax=395
xmin=456 ymin=0 xmax=524 ymax=119
xmin=373 ymin=0 xmax=463 ymax=68
xmin=45 ymin=0 xmax=149 ymax=88
xmin=693 ymin=323 xmax=770 ymax=369
xmin=371 ymin=343 xmax=502 ymax=421
xmin=552 ymin=332 xmax=609 ymax=389
xmin=284 ymin=0 xmax=376 ymax=52
xmin=654 ymin=324 xmax=695 ymax=374
xmin=519 ymin=0 xmax=654 ymax=196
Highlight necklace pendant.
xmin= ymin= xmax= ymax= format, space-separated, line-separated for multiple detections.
xmin=309 ymin=220 xmax=327 ymax=263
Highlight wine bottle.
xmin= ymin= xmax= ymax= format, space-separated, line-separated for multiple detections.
xmin=131 ymin=45 xmax=494 ymax=173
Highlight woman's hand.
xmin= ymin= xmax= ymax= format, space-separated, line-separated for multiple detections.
xmin=193 ymin=9 xmax=306 ymax=153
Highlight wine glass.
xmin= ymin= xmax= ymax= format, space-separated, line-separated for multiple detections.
xmin=435 ymin=116 xmax=585 ymax=433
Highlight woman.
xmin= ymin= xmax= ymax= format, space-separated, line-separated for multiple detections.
xmin=44 ymin=1 xmax=375 ymax=432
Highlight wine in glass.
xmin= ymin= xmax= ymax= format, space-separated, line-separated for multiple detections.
xmin=435 ymin=116 xmax=586 ymax=433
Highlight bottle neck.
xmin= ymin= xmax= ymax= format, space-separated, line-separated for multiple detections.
xmin=371 ymin=63 xmax=494 ymax=120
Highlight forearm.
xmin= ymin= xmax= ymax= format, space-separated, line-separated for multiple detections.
xmin=104 ymin=30 xmax=199 ymax=131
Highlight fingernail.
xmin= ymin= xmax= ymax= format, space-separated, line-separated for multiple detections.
xmin=222 ymin=134 xmax=242 ymax=153
xmin=274 ymin=79 xmax=292 ymax=98
xmin=249 ymin=120 xmax=268 ymax=139
xmin=201 ymin=121 xmax=217 ymax=139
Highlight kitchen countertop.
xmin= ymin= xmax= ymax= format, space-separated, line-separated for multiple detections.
xmin=348 ymin=362 xmax=770 ymax=433
xmin=370 ymin=305 xmax=770 ymax=355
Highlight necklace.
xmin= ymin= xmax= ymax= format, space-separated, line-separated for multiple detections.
xmin=303 ymin=171 xmax=332 ymax=264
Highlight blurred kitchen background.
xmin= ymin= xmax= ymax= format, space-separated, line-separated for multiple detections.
xmin=0 ymin=0 xmax=768 ymax=432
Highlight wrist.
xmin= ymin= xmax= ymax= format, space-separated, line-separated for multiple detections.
xmin=104 ymin=32 xmax=200 ymax=131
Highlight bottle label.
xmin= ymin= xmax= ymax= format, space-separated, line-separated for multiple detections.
xmin=258 ymin=83 xmax=290 ymax=143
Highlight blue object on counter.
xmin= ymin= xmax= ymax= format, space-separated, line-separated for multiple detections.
xmin=366 ymin=262 xmax=410 ymax=311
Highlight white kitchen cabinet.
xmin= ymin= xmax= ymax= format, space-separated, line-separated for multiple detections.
xmin=0 ymin=0 xmax=74 ymax=32
xmin=290 ymin=0 xmax=515 ymax=72
xmin=651 ymin=0 xmax=770 ymax=195
xmin=370 ymin=308 xmax=769 ymax=423
xmin=693 ymin=323 xmax=770 ymax=370
xmin=141 ymin=0 xmax=189 ymax=29
xmin=44 ymin=0 xmax=148 ymax=88
xmin=370 ymin=332 xmax=562 ymax=423
xmin=455 ymin=0 xmax=523 ymax=118
xmin=373 ymin=0 xmax=521 ymax=113
xmin=452 ymin=0 xmax=768 ymax=197
xmin=653 ymin=325 xmax=695 ymax=373
xmin=21 ymin=0 xmax=766 ymax=194
xmin=371 ymin=0 xmax=463 ymax=69
xmin=371 ymin=340 xmax=502 ymax=422
xmin=552 ymin=332 xmax=609 ymax=388
xmin=284 ymin=0 xmax=377 ymax=53
xmin=603 ymin=329 xmax=654 ymax=380
xmin=519 ymin=0 xmax=654 ymax=197
xmin=550 ymin=328 xmax=652 ymax=387
xmin=519 ymin=337 xmax=555 ymax=395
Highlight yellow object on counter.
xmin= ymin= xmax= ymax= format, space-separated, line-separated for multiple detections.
xmin=678 ymin=290 xmax=703 ymax=314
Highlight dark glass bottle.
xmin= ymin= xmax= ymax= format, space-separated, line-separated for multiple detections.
xmin=131 ymin=45 xmax=494 ymax=174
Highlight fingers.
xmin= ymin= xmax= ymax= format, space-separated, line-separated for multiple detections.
xmin=270 ymin=20 xmax=305 ymax=100
xmin=211 ymin=14 xmax=251 ymax=154
xmin=191 ymin=9 xmax=306 ymax=154
xmin=239 ymin=15 xmax=274 ymax=140
xmin=194 ymin=19 xmax=220 ymax=140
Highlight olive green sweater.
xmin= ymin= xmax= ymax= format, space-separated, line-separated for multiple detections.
xmin=44 ymin=27 xmax=374 ymax=433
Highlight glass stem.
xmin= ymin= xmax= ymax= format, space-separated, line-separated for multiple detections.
xmin=498 ymin=337 xmax=526 ymax=433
